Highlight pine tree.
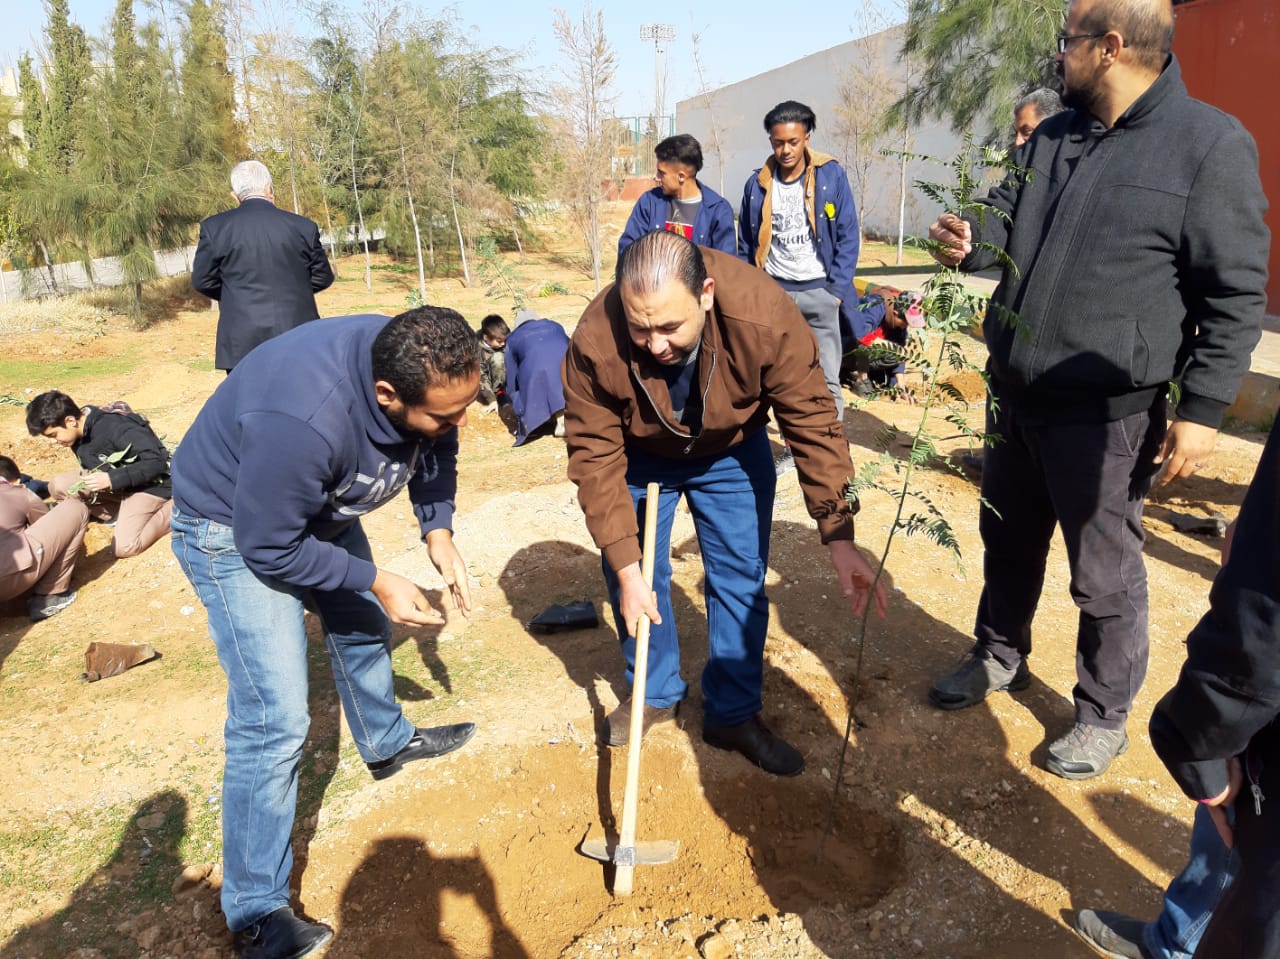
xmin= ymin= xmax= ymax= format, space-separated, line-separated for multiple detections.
xmin=889 ymin=0 xmax=1060 ymax=135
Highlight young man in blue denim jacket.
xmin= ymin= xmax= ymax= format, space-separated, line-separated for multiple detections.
xmin=739 ymin=100 xmax=860 ymax=420
xmin=618 ymin=133 xmax=737 ymax=258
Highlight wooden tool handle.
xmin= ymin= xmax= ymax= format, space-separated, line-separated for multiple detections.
xmin=615 ymin=481 xmax=660 ymax=895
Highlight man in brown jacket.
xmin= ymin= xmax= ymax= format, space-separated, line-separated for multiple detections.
xmin=562 ymin=230 xmax=884 ymax=776
xmin=0 ymin=455 xmax=88 ymax=621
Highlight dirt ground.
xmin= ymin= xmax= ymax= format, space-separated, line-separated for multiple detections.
xmin=0 ymin=216 xmax=1267 ymax=959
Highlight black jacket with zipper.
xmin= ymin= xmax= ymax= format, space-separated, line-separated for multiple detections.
xmin=963 ymin=55 xmax=1269 ymax=427
xmin=71 ymin=406 xmax=172 ymax=500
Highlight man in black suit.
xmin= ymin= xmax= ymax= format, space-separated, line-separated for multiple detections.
xmin=192 ymin=160 xmax=335 ymax=372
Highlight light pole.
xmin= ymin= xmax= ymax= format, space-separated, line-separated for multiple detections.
xmin=639 ymin=23 xmax=675 ymax=136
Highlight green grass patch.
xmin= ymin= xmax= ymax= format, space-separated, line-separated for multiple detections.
xmin=0 ymin=350 xmax=140 ymax=391
xmin=185 ymin=357 xmax=216 ymax=373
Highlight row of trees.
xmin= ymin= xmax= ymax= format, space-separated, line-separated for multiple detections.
xmin=0 ymin=0 xmax=578 ymax=314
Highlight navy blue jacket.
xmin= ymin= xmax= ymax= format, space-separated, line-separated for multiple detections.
xmin=192 ymin=197 xmax=335 ymax=371
xmin=738 ymin=150 xmax=860 ymax=301
xmin=171 ymin=315 xmax=458 ymax=593
xmin=506 ymin=317 xmax=570 ymax=446
xmin=618 ymin=182 xmax=738 ymax=257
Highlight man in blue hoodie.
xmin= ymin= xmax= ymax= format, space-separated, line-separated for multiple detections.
xmin=617 ymin=133 xmax=737 ymax=258
xmin=739 ymin=100 xmax=860 ymax=420
xmin=171 ymin=307 xmax=481 ymax=959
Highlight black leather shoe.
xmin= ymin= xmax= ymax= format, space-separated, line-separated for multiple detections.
xmin=702 ymin=715 xmax=804 ymax=777
xmin=366 ymin=723 xmax=477 ymax=781
xmin=234 ymin=906 xmax=333 ymax=959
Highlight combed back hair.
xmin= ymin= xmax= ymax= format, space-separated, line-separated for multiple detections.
xmin=1015 ymin=87 xmax=1065 ymax=122
xmin=763 ymin=100 xmax=817 ymax=134
xmin=480 ymin=314 xmax=510 ymax=338
xmin=26 ymin=390 xmax=81 ymax=435
xmin=654 ymin=134 xmax=704 ymax=172
xmin=0 ymin=455 xmax=19 ymax=482
xmin=230 ymin=160 xmax=273 ymax=201
xmin=1080 ymin=0 xmax=1175 ymax=71
xmin=372 ymin=306 xmax=482 ymax=404
xmin=615 ymin=229 xmax=707 ymax=299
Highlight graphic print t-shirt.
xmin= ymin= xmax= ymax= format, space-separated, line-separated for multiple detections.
xmin=664 ymin=196 xmax=701 ymax=241
xmin=764 ymin=175 xmax=825 ymax=282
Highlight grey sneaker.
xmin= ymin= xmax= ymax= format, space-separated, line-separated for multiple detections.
xmin=1074 ymin=909 xmax=1150 ymax=959
xmin=929 ymin=648 xmax=1030 ymax=710
xmin=1046 ymin=722 xmax=1129 ymax=780
xmin=28 ymin=590 xmax=78 ymax=622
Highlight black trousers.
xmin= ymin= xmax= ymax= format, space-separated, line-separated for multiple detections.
xmin=1194 ymin=746 xmax=1280 ymax=958
xmin=974 ymin=397 xmax=1164 ymax=727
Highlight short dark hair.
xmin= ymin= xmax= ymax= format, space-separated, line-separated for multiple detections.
xmin=615 ymin=229 xmax=707 ymax=299
xmin=1080 ymin=0 xmax=1175 ymax=72
xmin=0 ymin=455 xmax=19 ymax=482
xmin=763 ymin=100 xmax=816 ymax=134
xmin=480 ymin=315 xmax=510 ymax=338
xmin=654 ymin=134 xmax=703 ymax=173
xmin=26 ymin=390 xmax=81 ymax=435
xmin=372 ymin=307 xmax=483 ymax=405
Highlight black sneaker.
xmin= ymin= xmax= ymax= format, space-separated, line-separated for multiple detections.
xmin=233 ymin=906 xmax=333 ymax=959
xmin=1046 ymin=722 xmax=1128 ymax=780
xmin=366 ymin=723 xmax=477 ymax=781
xmin=27 ymin=590 xmax=78 ymax=622
xmin=1073 ymin=909 xmax=1151 ymax=959
xmin=929 ymin=648 xmax=1030 ymax=710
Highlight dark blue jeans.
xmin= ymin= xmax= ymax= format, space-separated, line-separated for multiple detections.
xmin=602 ymin=429 xmax=776 ymax=728
xmin=974 ymin=399 xmax=1163 ymax=727
xmin=1144 ymin=803 xmax=1237 ymax=959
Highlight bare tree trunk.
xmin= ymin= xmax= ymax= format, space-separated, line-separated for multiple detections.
xmin=512 ymin=224 xmax=524 ymax=262
xmin=394 ymin=117 xmax=427 ymax=301
xmin=897 ymin=128 xmax=908 ymax=266
xmin=448 ymin=151 xmax=470 ymax=287
xmin=349 ymin=102 xmax=371 ymax=291
xmin=39 ymin=241 xmax=59 ymax=293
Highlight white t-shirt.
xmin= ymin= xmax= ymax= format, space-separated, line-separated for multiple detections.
xmin=764 ymin=175 xmax=825 ymax=282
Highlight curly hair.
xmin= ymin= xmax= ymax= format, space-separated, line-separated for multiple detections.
xmin=371 ymin=307 xmax=482 ymax=404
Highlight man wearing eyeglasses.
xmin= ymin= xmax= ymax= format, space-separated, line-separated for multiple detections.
xmin=926 ymin=0 xmax=1268 ymax=782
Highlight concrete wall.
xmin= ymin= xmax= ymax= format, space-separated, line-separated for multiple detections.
xmin=675 ymin=24 xmax=976 ymax=245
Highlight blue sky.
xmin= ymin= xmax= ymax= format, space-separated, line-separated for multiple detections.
xmin=2 ymin=0 xmax=906 ymax=119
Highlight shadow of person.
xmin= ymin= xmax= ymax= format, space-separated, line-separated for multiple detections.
xmin=765 ymin=517 xmax=1170 ymax=954
xmin=1086 ymin=788 xmax=1197 ymax=881
xmin=328 ymin=836 xmax=532 ymax=959
xmin=1 ymin=791 xmax=206 ymax=958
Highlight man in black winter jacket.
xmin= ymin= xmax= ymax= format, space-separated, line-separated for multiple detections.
xmin=926 ymin=0 xmax=1269 ymax=780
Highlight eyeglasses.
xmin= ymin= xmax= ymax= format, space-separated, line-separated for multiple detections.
xmin=1056 ymin=32 xmax=1106 ymax=53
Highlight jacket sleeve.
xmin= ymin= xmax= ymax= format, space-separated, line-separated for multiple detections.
xmin=618 ymin=195 xmax=653 ymax=258
xmin=1150 ymin=422 xmax=1280 ymax=800
xmin=105 ymin=416 xmax=171 ymax=493
xmin=307 ymin=222 xmax=335 ymax=294
xmin=738 ymin=178 xmax=757 ymax=263
xmin=408 ymin=429 xmax=458 ymax=537
xmin=562 ymin=330 xmax=641 ymax=572
xmin=231 ymin=411 xmax=376 ymax=592
xmin=959 ymin=163 xmax=1023 ymax=274
xmin=762 ymin=289 xmax=858 ymax=543
xmin=191 ymin=221 xmax=222 ymax=300
xmin=826 ymin=166 xmax=861 ymax=296
xmin=1171 ymin=129 xmax=1268 ymax=429
xmin=708 ymin=196 xmax=739 ymax=257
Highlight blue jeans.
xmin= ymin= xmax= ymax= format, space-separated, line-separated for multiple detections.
xmin=1144 ymin=803 xmax=1238 ymax=959
xmin=171 ymin=508 xmax=415 ymax=931
xmin=602 ymin=429 xmax=775 ymax=728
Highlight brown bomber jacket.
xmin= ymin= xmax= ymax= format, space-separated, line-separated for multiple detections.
xmin=561 ymin=247 xmax=858 ymax=572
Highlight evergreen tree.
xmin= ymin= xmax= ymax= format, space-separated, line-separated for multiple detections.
xmin=179 ymin=0 xmax=245 ymax=195
xmin=889 ymin=0 xmax=1059 ymax=136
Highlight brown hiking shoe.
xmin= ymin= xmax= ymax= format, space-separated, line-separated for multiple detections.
xmin=602 ymin=698 xmax=678 ymax=747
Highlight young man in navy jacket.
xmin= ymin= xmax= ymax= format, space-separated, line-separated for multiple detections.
xmin=618 ymin=134 xmax=737 ymax=258
xmin=171 ymin=307 xmax=481 ymax=959
xmin=739 ymin=100 xmax=860 ymax=420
